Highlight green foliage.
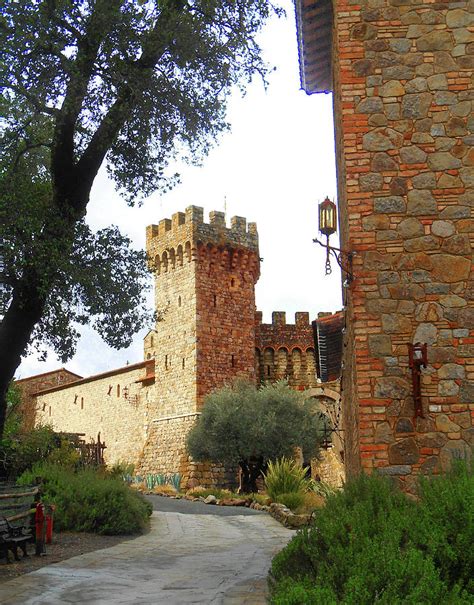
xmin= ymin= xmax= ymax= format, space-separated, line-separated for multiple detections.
xmin=3 ymin=383 xmax=22 ymax=438
xmin=275 ymin=492 xmax=305 ymax=512
xmin=18 ymin=463 xmax=152 ymax=535
xmin=187 ymin=381 xmax=324 ymax=467
xmin=309 ymin=479 xmax=338 ymax=500
xmin=108 ymin=461 xmax=136 ymax=479
xmin=46 ymin=439 xmax=81 ymax=468
xmin=265 ymin=458 xmax=310 ymax=500
xmin=1 ymin=425 xmax=57 ymax=479
xmin=270 ymin=468 xmax=474 ymax=604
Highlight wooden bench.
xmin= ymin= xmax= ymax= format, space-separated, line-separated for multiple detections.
xmin=0 ymin=485 xmax=40 ymax=562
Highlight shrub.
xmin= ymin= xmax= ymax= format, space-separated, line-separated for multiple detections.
xmin=18 ymin=463 xmax=152 ymax=535
xmin=276 ymin=492 xmax=305 ymax=512
xmin=264 ymin=458 xmax=310 ymax=500
xmin=270 ymin=469 xmax=474 ymax=603
xmin=1 ymin=425 xmax=57 ymax=479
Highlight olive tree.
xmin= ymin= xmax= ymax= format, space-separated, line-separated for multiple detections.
xmin=186 ymin=380 xmax=325 ymax=493
xmin=0 ymin=0 xmax=280 ymax=436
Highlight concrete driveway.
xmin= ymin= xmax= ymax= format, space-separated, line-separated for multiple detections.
xmin=0 ymin=496 xmax=293 ymax=604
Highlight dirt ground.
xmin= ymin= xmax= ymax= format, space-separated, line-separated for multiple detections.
xmin=0 ymin=531 xmax=136 ymax=581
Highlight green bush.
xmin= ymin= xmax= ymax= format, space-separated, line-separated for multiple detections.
xmin=264 ymin=458 xmax=310 ymax=500
xmin=276 ymin=492 xmax=305 ymax=512
xmin=270 ymin=468 xmax=474 ymax=604
xmin=18 ymin=463 xmax=152 ymax=535
xmin=1 ymin=425 xmax=58 ymax=479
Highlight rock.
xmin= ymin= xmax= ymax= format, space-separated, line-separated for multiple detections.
xmin=357 ymin=97 xmax=384 ymax=113
xmin=353 ymin=59 xmax=374 ymax=76
xmin=432 ymin=254 xmax=471 ymax=282
xmin=446 ymin=9 xmax=474 ymax=28
xmin=434 ymin=91 xmax=457 ymax=106
xmin=219 ymin=498 xmax=247 ymax=507
xmin=375 ymin=377 xmax=410 ymax=399
xmin=440 ymin=295 xmax=467 ymax=309
xmin=362 ymin=214 xmax=390 ymax=231
xmin=377 ymin=465 xmax=411 ymax=476
xmin=203 ymin=495 xmax=217 ymax=504
xmin=434 ymin=51 xmax=458 ymax=73
xmin=431 ymin=220 xmax=455 ymax=238
xmin=417 ymin=31 xmax=453 ymax=52
xmin=460 ymin=167 xmax=474 ymax=187
xmin=400 ymin=145 xmax=427 ymax=164
xmin=372 ymin=152 xmax=398 ymax=171
xmin=396 ymin=418 xmax=414 ymax=433
xmin=438 ymin=380 xmax=459 ymax=397
xmin=360 ymin=172 xmax=384 ymax=191
xmin=446 ymin=117 xmax=467 ymax=136
xmin=453 ymin=412 xmax=471 ymax=430
xmin=460 ymin=381 xmax=474 ymax=403
xmin=439 ymin=205 xmax=470 ymax=220
xmin=374 ymin=196 xmax=406 ymax=213
xmin=462 ymin=427 xmax=474 ymax=447
xmin=397 ymin=218 xmax=423 ymax=238
xmin=439 ymin=440 xmax=471 ymax=472
xmin=417 ymin=432 xmax=447 ymax=449
xmin=390 ymin=177 xmax=408 ymax=195
xmin=363 ymin=128 xmax=403 ymax=151
xmin=426 ymin=74 xmax=448 ymax=90
xmin=404 ymin=236 xmax=439 ymax=252
xmin=351 ymin=22 xmax=378 ymax=41
xmin=438 ymin=364 xmax=465 ymax=380
xmin=369 ymin=334 xmax=392 ymax=357
xmin=374 ymin=422 xmax=394 ymax=444
xmin=364 ymin=250 xmax=395 ymax=270
xmin=427 ymin=152 xmax=462 ymax=170
xmin=413 ymin=323 xmax=438 ymax=345
xmin=411 ymin=172 xmax=436 ymax=189
xmin=389 ymin=438 xmax=419 ymax=465
xmin=379 ymin=80 xmax=405 ymax=97
xmin=420 ymin=457 xmax=440 ymax=474
xmin=451 ymin=101 xmax=472 ymax=118
xmin=379 ymin=271 xmax=400 ymax=284
xmin=405 ymin=77 xmax=428 ymax=94
xmin=401 ymin=93 xmax=432 ymax=119
xmin=441 ymin=235 xmax=472 ymax=256
xmin=382 ymin=314 xmax=411 ymax=334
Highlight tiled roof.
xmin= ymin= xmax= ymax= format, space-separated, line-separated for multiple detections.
xmin=312 ymin=311 xmax=344 ymax=382
xmin=294 ymin=0 xmax=333 ymax=94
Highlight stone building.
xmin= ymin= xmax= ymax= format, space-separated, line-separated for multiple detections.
xmin=296 ymin=0 xmax=473 ymax=490
xmin=21 ymin=207 xmax=342 ymax=487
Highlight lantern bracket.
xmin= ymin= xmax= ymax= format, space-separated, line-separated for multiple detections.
xmin=313 ymin=236 xmax=355 ymax=284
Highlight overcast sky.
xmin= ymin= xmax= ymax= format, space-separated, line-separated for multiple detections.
xmin=18 ymin=0 xmax=341 ymax=380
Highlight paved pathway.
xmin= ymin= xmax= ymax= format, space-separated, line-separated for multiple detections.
xmin=0 ymin=497 xmax=293 ymax=605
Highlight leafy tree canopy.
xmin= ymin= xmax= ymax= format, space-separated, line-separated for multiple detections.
xmin=0 ymin=0 xmax=280 ymax=435
xmin=186 ymin=380 xmax=325 ymax=491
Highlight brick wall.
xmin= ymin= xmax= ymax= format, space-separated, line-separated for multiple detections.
xmin=255 ymin=311 xmax=319 ymax=389
xmin=333 ymin=0 xmax=473 ymax=490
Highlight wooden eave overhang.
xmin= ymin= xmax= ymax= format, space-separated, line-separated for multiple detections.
xmin=15 ymin=368 xmax=83 ymax=383
xmin=294 ymin=0 xmax=334 ymax=94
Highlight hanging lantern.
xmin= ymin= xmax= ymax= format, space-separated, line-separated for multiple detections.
xmin=318 ymin=197 xmax=337 ymax=237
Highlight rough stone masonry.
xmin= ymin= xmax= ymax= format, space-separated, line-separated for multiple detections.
xmin=296 ymin=0 xmax=473 ymax=492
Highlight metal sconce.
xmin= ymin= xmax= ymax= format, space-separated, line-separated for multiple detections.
xmin=408 ymin=342 xmax=427 ymax=418
xmin=313 ymin=197 xmax=354 ymax=284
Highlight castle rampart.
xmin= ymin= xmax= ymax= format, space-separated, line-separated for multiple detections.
xmin=255 ymin=311 xmax=318 ymax=389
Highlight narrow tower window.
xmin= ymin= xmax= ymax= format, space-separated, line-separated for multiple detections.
xmin=213 ymin=294 xmax=217 ymax=307
xmin=231 ymin=354 xmax=235 ymax=367
xmin=117 ymin=384 xmax=120 ymax=397
xmin=178 ymin=295 xmax=182 ymax=307
xmin=81 ymin=397 xmax=84 ymax=410
xmin=165 ymin=355 xmax=168 ymax=369
xmin=182 ymin=358 xmax=185 ymax=369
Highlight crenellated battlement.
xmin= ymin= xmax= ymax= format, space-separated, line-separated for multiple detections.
xmin=146 ymin=206 xmax=259 ymax=268
xmin=255 ymin=311 xmax=311 ymax=328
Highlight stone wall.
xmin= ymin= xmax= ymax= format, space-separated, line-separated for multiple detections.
xmin=140 ymin=206 xmax=260 ymax=483
xmin=15 ymin=369 xmax=82 ymax=431
xmin=35 ymin=362 xmax=153 ymax=466
xmin=332 ymin=0 xmax=473 ymax=490
xmin=255 ymin=311 xmax=319 ymax=388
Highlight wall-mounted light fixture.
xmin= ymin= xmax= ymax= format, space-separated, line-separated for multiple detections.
xmin=313 ymin=197 xmax=354 ymax=284
xmin=408 ymin=342 xmax=427 ymax=418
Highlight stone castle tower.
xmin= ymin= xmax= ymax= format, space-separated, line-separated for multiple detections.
xmin=139 ymin=206 xmax=261 ymax=481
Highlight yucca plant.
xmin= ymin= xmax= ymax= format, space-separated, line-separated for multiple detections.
xmin=264 ymin=457 xmax=310 ymax=500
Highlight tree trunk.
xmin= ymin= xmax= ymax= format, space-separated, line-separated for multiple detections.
xmin=0 ymin=282 xmax=46 ymax=438
xmin=238 ymin=458 xmax=266 ymax=494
